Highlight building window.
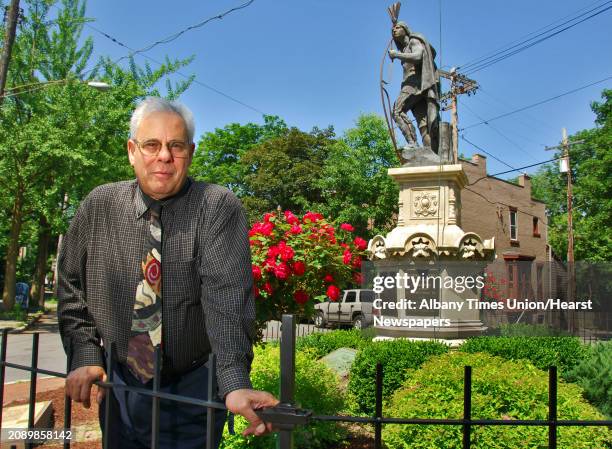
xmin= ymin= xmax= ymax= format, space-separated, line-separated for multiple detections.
xmin=509 ymin=208 xmax=518 ymax=241
xmin=533 ymin=217 xmax=540 ymax=237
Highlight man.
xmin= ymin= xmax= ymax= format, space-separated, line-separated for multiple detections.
xmin=58 ymin=97 xmax=277 ymax=449
xmin=389 ymin=21 xmax=440 ymax=152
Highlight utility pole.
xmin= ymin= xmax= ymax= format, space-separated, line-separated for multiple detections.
xmin=545 ymin=129 xmax=584 ymax=333
xmin=0 ymin=0 xmax=21 ymax=106
xmin=439 ymin=68 xmax=479 ymax=163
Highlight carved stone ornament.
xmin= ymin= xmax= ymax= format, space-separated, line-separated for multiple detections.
xmin=407 ymin=236 xmax=435 ymax=258
xmin=372 ymin=237 xmax=387 ymax=260
xmin=413 ymin=191 xmax=438 ymax=217
xmin=458 ymin=237 xmax=484 ymax=259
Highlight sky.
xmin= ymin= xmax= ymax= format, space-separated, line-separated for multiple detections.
xmin=62 ymin=1 xmax=612 ymax=177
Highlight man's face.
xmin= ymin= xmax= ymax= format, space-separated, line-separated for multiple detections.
xmin=127 ymin=111 xmax=195 ymax=200
xmin=392 ymin=24 xmax=407 ymax=39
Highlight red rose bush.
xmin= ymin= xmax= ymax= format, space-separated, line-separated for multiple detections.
xmin=249 ymin=210 xmax=366 ymax=332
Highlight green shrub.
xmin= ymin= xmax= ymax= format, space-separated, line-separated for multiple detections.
xmin=566 ymin=340 xmax=612 ymax=417
xmin=220 ymin=345 xmax=346 ymax=449
xmin=348 ymin=339 xmax=449 ymax=415
xmin=0 ymin=303 xmax=28 ymax=322
xmin=498 ymin=322 xmax=568 ymax=337
xmin=296 ymin=329 xmax=372 ymax=359
xmin=383 ymin=352 xmax=611 ymax=449
xmin=460 ymin=336 xmax=589 ymax=376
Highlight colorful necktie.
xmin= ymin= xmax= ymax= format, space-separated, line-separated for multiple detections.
xmin=126 ymin=202 xmax=163 ymax=383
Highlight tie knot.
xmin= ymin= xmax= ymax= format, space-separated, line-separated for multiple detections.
xmin=149 ymin=202 xmax=162 ymax=218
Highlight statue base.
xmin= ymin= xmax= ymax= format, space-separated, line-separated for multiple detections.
xmin=367 ymin=164 xmax=495 ymax=339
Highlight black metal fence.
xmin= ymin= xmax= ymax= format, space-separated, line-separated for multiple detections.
xmin=1 ymin=315 xmax=611 ymax=449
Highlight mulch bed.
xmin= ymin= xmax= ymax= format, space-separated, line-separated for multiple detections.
xmin=6 ymin=387 xmax=101 ymax=448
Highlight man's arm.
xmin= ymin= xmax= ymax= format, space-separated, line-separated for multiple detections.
xmin=199 ymin=189 xmax=278 ymax=433
xmin=58 ymin=196 xmax=107 ymax=408
xmin=200 ymin=190 xmax=256 ymax=394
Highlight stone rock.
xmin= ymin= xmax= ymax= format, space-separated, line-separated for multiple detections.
xmin=401 ymin=146 xmax=444 ymax=167
xmin=319 ymin=347 xmax=358 ymax=378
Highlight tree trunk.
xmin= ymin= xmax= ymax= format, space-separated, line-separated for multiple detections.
xmin=30 ymin=216 xmax=50 ymax=309
xmin=2 ymin=189 xmax=24 ymax=310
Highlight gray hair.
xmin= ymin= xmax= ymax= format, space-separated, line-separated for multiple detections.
xmin=130 ymin=97 xmax=195 ymax=143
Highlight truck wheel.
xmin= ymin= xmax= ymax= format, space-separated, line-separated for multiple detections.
xmin=353 ymin=314 xmax=364 ymax=330
xmin=314 ymin=312 xmax=326 ymax=328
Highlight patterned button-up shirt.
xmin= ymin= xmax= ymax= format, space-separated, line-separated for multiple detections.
xmin=58 ymin=178 xmax=255 ymax=397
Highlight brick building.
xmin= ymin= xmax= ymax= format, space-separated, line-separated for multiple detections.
xmin=460 ymin=154 xmax=559 ymax=325
xmin=461 ymin=153 xmax=547 ymax=263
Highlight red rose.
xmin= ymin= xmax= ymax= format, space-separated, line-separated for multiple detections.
xmin=263 ymin=212 xmax=275 ymax=223
xmin=354 ymin=237 xmax=367 ymax=251
xmin=267 ymin=245 xmax=280 ymax=258
xmin=343 ymin=250 xmax=352 ymax=265
xmin=289 ymin=224 xmax=302 ymax=234
xmin=253 ymin=285 xmax=260 ymax=298
xmin=340 ymin=243 xmax=349 ymax=249
xmin=352 ymin=256 xmax=362 ymax=269
xmin=293 ymin=260 xmax=306 ymax=276
xmin=263 ymin=282 xmax=273 ymax=295
xmin=264 ymin=257 xmax=277 ymax=271
xmin=326 ymin=285 xmax=340 ymax=301
xmin=323 ymin=274 xmax=334 ymax=283
xmin=252 ymin=265 xmax=262 ymax=280
xmin=303 ymin=211 xmax=323 ymax=223
xmin=340 ymin=223 xmax=354 ymax=232
xmin=278 ymin=241 xmax=295 ymax=261
xmin=261 ymin=222 xmax=274 ymax=236
xmin=273 ymin=262 xmax=290 ymax=280
xmin=293 ymin=290 xmax=309 ymax=305
xmin=284 ymin=210 xmax=299 ymax=225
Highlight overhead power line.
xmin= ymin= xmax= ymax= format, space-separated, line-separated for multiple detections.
xmin=459 ymin=98 xmax=539 ymax=163
xmin=459 ymin=1 xmax=612 ymax=75
xmin=117 ymin=0 xmax=255 ymax=62
xmin=43 ymin=1 xmax=265 ymax=115
xmin=84 ymin=26 xmax=266 ymax=116
xmin=460 ymin=135 xmax=517 ymax=171
xmin=460 ymin=75 xmax=612 ymax=131
xmin=467 ymin=156 xmax=565 ymax=187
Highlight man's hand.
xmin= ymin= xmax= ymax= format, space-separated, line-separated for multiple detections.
xmin=389 ymin=49 xmax=399 ymax=60
xmin=225 ymin=389 xmax=279 ymax=436
xmin=65 ymin=365 xmax=107 ymax=409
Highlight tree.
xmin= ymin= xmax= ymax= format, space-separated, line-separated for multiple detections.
xmin=0 ymin=0 xmax=194 ymax=309
xmin=239 ymin=126 xmax=335 ymax=222
xmin=314 ymin=114 xmax=399 ymax=239
xmin=190 ymin=115 xmax=287 ymax=194
xmin=531 ymin=89 xmax=612 ymax=262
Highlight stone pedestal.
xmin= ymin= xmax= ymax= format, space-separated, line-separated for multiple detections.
xmin=367 ymin=164 xmax=495 ymax=338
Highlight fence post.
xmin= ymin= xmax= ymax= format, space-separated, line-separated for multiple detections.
xmin=462 ymin=366 xmax=472 ymax=449
xmin=374 ymin=363 xmax=383 ymax=449
xmin=206 ymin=353 xmax=217 ymax=449
xmin=103 ymin=343 xmax=116 ymax=449
xmin=63 ymin=352 xmax=72 ymax=449
xmin=278 ymin=314 xmax=296 ymax=449
xmin=150 ymin=346 xmax=162 ymax=449
xmin=25 ymin=333 xmax=39 ymax=449
xmin=548 ymin=366 xmax=557 ymax=449
xmin=0 ymin=328 xmax=9 ymax=432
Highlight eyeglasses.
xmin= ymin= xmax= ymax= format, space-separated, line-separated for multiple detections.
xmin=133 ymin=139 xmax=191 ymax=158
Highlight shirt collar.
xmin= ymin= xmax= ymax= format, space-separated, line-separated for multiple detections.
xmin=133 ymin=178 xmax=193 ymax=219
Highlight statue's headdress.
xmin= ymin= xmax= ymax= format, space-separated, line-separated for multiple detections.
xmin=387 ymin=2 xmax=401 ymax=24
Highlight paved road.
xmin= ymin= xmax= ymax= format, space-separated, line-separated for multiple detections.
xmin=1 ymin=315 xmax=329 ymax=382
xmin=1 ymin=313 xmax=67 ymax=383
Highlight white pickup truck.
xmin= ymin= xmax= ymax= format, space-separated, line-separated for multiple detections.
xmin=314 ymin=289 xmax=379 ymax=329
